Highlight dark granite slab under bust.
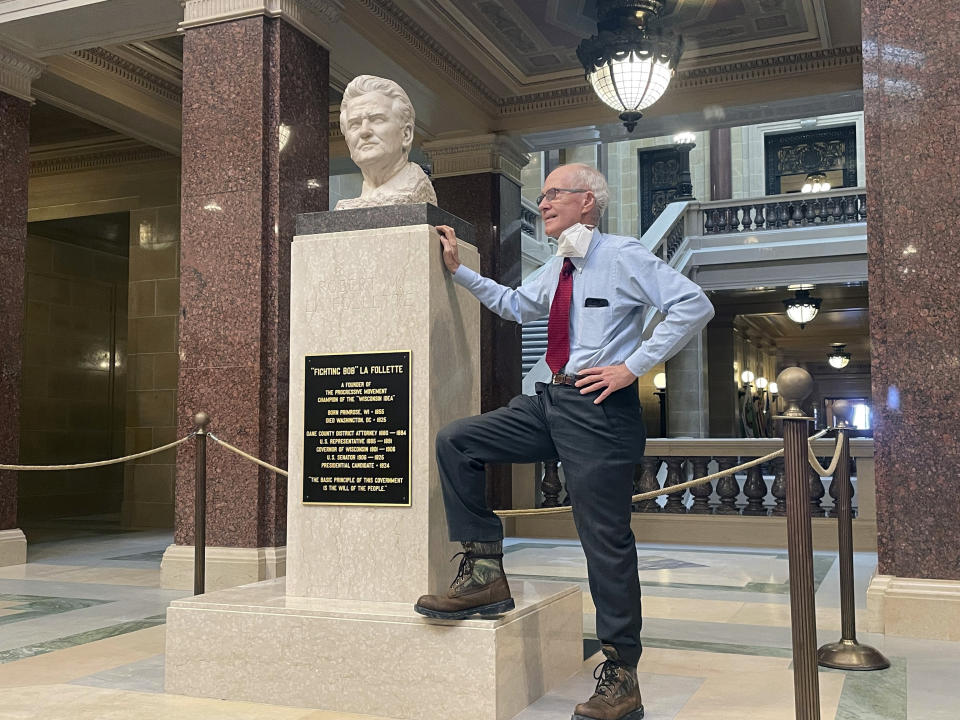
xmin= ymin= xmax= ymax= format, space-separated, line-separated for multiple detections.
xmin=295 ymin=203 xmax=475 ymax=247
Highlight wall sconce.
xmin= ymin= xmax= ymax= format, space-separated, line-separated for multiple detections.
xmin=740 ymin=370 xmax=755 ymax=395
xmin=828 ymin=343 xmax=851 ymax=369
xmin=653 ymin=371 xmax=667 ymax=437
xmin=783 ymin=284 xmax=822 ymax=329
xmin=755 ymin=376 xmax=768 ymax=392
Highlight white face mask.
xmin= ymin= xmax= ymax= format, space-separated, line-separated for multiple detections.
xmin=555 ymin=223 xmax=595 ymax=258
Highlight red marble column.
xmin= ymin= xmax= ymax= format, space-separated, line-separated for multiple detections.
xmin=709 ymin=127 xmax=732 ymax=201
xmin=176 ymin=17 xmax=328 ymax=549
xmin=863 ymin=0 xmax=960 ymax=580
xmin=431 ymin=173 xmax=523 ymax=509
xmin=0 ymin=92 xmax=29 ymax=532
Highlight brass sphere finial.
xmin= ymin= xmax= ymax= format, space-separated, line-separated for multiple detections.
xmin=194 ymin=411 xmax=210 ymax=430
xmin=775 ymin=367 xmax=813 ymax=417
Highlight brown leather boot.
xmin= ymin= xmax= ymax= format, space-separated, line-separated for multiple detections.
xmin=572 ymin=645 xmax=644 ymax=720
xmin=413 ymin=541 xmax=515 ymax=619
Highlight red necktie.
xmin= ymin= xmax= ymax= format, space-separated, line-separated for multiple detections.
xmin=545 ymin=258 xmax=575 ymax=373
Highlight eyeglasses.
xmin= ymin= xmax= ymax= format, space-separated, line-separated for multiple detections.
xmin=536 ymin=188 xmax=588 ymax=205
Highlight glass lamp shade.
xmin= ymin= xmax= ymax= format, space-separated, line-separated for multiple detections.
xmin=653 ymin=372 xmax=667 ymax=390
xmin=828 ymin=344 xmax=851 ymax=369
xmin=755 ymin=376 xmax=768 ymax=390
xmin=588 ymin=54 xmax=674 ymax=114
xmin=673 ymin=131 xmax=696 ymax=145
xmin=768 ymin=381 xmax=779 ymax=396
xmin=741 ymin=370 xmax=755 ymax=384
xmin=783 ymin=288 xmax=822 ymax=328
xmin=577 ymin=6 xmax=683 ymax=133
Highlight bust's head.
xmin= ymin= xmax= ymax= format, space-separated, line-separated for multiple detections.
xmin=339 ymin=75 xmax=415 ymax=178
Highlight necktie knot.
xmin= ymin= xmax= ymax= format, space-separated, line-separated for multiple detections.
xmin=561 ymin=258 xmax=575 ymax=277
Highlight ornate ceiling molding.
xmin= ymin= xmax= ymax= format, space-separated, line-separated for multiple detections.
xmin=73 ymin=48 xmax=182 ymax=104
xmin=421 ymin=133 xmax=531 ymax=184
xmin=180 ymin=0 xmax=343 ymax=45
xmin=30 ymin=138 xmax=172 ymax=177
xmin=673 ymin=46 xmax=863 ymax=90
xmin=0 ymin=45 xmax=43 ymax=102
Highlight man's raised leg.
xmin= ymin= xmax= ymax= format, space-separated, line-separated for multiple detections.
xmin=415 ymin=391 xmax=557 ymax=619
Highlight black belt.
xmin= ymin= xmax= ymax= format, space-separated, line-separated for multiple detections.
xmin=550 ymin=372 xmax=581 ymax=386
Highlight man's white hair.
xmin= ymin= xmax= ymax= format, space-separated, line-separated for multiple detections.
xmin=339 ymin=75 xmax=415 ymax=153
xmin=564 ymin=163 xmax=609 ymax=220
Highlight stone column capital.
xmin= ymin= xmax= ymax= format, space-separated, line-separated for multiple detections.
xmin=0 ymin=45 xmax=43 ymax=103
xmin=180 ymin=0 xmax=342 ymax=46
xmin=421 ymin=133 xmax=531 ymax=185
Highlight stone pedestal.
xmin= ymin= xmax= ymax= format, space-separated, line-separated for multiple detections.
xmin=166 ymin=577 xmax=582 ymax=719
xmin=165 ymin=206 xmax=582 ymax=718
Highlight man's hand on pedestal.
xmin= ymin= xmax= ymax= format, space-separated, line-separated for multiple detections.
xmin=437 ymin=225 xmax=461 ymax=274
xmin=576 ymin=364 xmax=638 ymax=404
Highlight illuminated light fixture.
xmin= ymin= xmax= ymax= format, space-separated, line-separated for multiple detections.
xmin=741 ymin=370 xmax=755 ymax=385
xmin=801 ymin=171 xmax=831 ymax=194
xmin=576 ymin=0 xmax=683 ymax=132
xmin=652 ymin=371 xmax=667 ymax=436
xmin=783 ymin=284 xmax=822 ymax=329
xmin=769 ymin=381 xmax=779 ymax=397
xmin=755 ymin=376 xmax=768 ymax=390
xmin=828 ymin=343 xmax=852 ymax=369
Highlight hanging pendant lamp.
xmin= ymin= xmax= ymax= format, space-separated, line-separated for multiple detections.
xmin=576 ymin=0 xmax=683 ymax=132
xmin=783 ymin=285 xmax=822 ymax=329
xmin=828 ymin=344 xmax=851 ymax=369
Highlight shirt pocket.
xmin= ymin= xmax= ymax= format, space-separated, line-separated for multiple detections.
xmin=578 ymin=305 xmax=611 ymax=348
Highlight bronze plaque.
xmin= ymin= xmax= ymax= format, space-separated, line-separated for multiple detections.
xmin=302 ymin=351 xmax=410 ymax=506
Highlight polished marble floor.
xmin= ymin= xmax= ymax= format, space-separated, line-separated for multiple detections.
xmin=1 ymin=516 xmax=957 ymax=719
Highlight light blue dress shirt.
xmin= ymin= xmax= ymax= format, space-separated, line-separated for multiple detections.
xmin=451 ymin=228 xmax=715 ymax=378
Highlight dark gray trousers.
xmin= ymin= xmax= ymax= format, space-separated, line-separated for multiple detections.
xmin=436 ymin=381 xmax=645 ymax=666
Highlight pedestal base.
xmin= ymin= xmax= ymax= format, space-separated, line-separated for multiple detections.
xmin=866 ymin=573 xmax=960 ymax=641
xmin=165 ymin=577 xmax=582 ymax=720
xmin=0 ymin=529 xmax=26 ymax=567
xmin=160 ymin=544 xmax=286 ymax=591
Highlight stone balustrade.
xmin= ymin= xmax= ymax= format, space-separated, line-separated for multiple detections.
xmin=538 ymin=437 xmax=875 ymax=519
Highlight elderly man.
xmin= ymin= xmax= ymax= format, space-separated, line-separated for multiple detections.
xmin=414 ymin=163 xmax=714 ymax=720
xmin=335 ymin=75 xmax=436 ymax=210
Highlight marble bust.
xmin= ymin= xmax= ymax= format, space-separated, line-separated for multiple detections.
xmin=335 ymin=75 xmax=437 ymax=210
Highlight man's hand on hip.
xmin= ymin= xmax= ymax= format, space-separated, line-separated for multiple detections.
xmin=436 ymin=225 xmax=461 ymax=274
xmin=576 ymin=364 xmax=637 ymax=405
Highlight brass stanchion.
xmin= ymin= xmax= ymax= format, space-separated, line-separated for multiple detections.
xmin=817 ymin=400 xmax=890 ymax=671
xmin=774 ymin=367 xmax=821 ymax=720
xmin=194 ymin=412 xmax=210 ymax=596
